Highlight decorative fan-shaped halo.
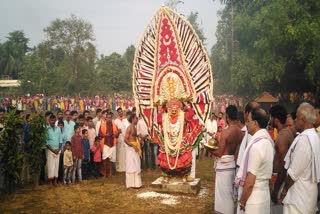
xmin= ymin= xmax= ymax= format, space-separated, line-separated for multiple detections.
xmin=133 ymin=6 xmax=213 ymax=136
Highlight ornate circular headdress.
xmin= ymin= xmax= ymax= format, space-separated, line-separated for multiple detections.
xmin=133 ymin=6 xmax=213 ymax=136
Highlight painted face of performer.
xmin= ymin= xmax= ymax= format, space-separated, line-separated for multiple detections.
xmin=170 ymin=106 xmax=179 ymax=117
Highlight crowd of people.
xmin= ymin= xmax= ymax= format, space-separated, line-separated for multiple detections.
xmin=209 ymin=101 xmax=320 ymax=214
xmin=0 ymin=94 xmax=135 ymax=113
xmin=36 ymin=107 xmax=159 ymax=188
xmin=0 ymin=93 xmax=250 ymax=114
xmin=1 ymin=93 xmax=320 ymax=213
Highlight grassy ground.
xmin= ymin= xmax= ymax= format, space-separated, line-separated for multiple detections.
xmin=0 ymin=157 xmax=215 ymax=214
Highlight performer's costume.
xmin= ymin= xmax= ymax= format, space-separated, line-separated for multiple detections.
xmin=133 ymin=7 xmax=213 ymax=177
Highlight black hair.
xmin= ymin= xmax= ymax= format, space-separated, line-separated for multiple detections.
xmin=117 ymin=107 xmax=122 ymax=112
xmin=74 ymin=124 xmax=79 ymax=130
xmin=96 ymin=108 xmax=102 ymax=114
xmin=83 ymin=110 xmax=90 ymax=115
xmin=25 ymin=114 xmax=31 ymax=121
xmin=128 ymin=114 xmax=137 ymax=123
xmin=126 ymin=111 xmax=132 ymax=116
xmin=45 ymin=111 xmax=53 ymax=118
xmin=245 ymin=101 xmax=259 ymax=114
xmin=102 ymin=109 xmax=108 ymax=114
xmin=0 ymin=108 xmax=5 ymax=113
xmin=78 ymin=114 xmax=85 ymax=120
xmin=57 ymin=110 xmax=63 ymax=115
xmin=86 ymin=116 xmax=93 ymax=121
xmin=65 ymin=141 xmax=71 ymax=146
xmin=269 ymin=105 xmax=287 ymax=124
xmin=95 ymin=136 xmax=101 ymax=142
xmin=251 ymin=107 xmax=269 ymax=129
xmin=237 ymin=111 xmax=245 ymax=124
xmin=225 ymin=105 xmax=238 ymax=120
xmin=57 ymin=120 xmax=64 ymax=126
xmin=49 ymin=114 xmax=56 ymax=120
xmin=82 ymin=129 xmax=88 ymax=135
xmin=70 ymin=110 xmax=78 ymax=116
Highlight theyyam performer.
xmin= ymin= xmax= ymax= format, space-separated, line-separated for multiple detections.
xmin=132 ymin=6 xmax=213 ymax=181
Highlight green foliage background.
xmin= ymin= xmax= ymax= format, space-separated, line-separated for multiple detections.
xmin=0 ymin=111 xmax=24 ymax=192
xmin=0 ymin=3 xmax=319 ymax=97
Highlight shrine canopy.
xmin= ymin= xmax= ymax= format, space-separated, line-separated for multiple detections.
xmin=255 ymin=92 xmax=278 ymax=103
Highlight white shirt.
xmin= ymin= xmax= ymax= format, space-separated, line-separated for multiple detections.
xmin=137 ymin=118 xmax=149 ymax=138
xmin=236 ymin=126 xmax=252 ymax=167
xmin=114 ymin=117 xmax=128 ymax=142
xmin=283 ymin=128 xmax=319 ymax=213
xmin=205 ymin=119 xmax=217 ymax=140
xmin=245 ymin=129 xmax=274 ymax=205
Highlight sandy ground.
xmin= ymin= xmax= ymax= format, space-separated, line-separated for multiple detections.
xmin=0 ymin=157 xmax=215 ymax=214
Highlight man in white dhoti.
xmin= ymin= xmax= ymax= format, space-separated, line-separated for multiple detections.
xmin=212 ymin=105 xmax=243 ymax=214
xmin=46 ymin=114 xmax=63 ymax=186
xmin=124 ymin=114 xmax=142 ymax=188
xmin=269 ymin=105 xmax=294 ymax=214
xmin=114 ymin=108 xmax=127 ymax=172
xmin=236 ymin=107 xmax=274 ymax=214
xmin=235 ymin=101 xmax=259 ymax=213
xmin=279 ymin=103 xmax=320 ymax=214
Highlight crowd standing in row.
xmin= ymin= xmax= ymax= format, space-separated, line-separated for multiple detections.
xmin=1 ymin=95 xmax=320 ymax=213
xmin=210 ymin=101 xmax=320 ymax=214
xmin=41 ymin=107 xmax=159 ymax=189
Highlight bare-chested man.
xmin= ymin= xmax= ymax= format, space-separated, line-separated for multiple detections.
xmin=124 ymin=114 xmax=142 ymax=188
xmin=269 ymin=105 xmax=294 ymax=213
xmin=212 ymin=105 xmax=244 ymax=214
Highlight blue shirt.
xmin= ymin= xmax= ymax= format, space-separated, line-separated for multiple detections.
xmin=82 ymin=138 xmax=90 ymax=161
xmin=46 ymin=125 xmax=62 ymax=150
xmin=23 ymin=123 xmax=30 ymax=144
xmin=63 ymin=120 xmax=75 ymax=142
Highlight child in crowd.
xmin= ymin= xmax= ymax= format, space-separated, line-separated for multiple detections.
xmin=63 ymin=141 xmax=73 ymax=184
xmin=71 ymin=124 xmax=84 ymax=183
xmin=91 ymin=136 xmax=102 ymax=178
xmin=81 ymin=129 xmax=90 ymax=180
xmin=57 ymin=120 xmax=65 ymax=183
xmin=215 ymin=126 xmax=222 ymax=142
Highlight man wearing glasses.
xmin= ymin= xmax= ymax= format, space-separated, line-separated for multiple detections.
xmin=236 ymin=107 xmax=274 ymax=213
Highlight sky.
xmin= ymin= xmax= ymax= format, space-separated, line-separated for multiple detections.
xmin=0 ymin=0 xmax=224 ymax=55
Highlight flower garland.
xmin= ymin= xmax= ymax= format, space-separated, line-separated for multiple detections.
xmin=162 ymin=110 xmax=184 ymax=170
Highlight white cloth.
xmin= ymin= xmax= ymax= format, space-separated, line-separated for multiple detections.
xmin=205 ymin=119 xmax=217 ymax=141
xmin=190 ymin=147 xmax=198 ymax=178
xmin=283 ymin=204 xmax=301 ymax=214
xmin=115 ymin=118 xmax=128 ymax=172
xmin=137 ymin=118 xmax=149 ymax=137
xmin=236 ymin=126 xmax=251 ymax=167
xmin=125 ymin=143 xmax=141 ymax=188
xmin=245 ymin=201 xmax=270 ymax=214
xmin=102 ymin=145 xmax=116 ymax=162
xmin=126 ymin=172 xmax=142 ymax=188
xmin=46 ymin=149 xmax=60 ymax=179
xmin=215 ymin=155 xmax=236 ymax=214
xmin=125 ymin=144 xmax=141 ymax=173
xmin=283 ymin=128 xmax=320 ymax=213
xmin=236 ymin=129 xmax=274 ymax=213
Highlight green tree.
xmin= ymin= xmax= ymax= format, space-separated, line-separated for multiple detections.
xmin=212 ymin=0 xmax=320 ymax=95
xmin=27 ymin=113 xmax=46 ymax=185
xmin=0 ymin=31 xmax=29 ymax=79
xmin=187 ymin=12 xmax=206 ymax=44
xmin=44 ymin=14 xmax=95 ymax=91
xmin=0 ymin=111 xmax=24 ymax=192
xmin=96 ymin=52 xmax=129 ymax=92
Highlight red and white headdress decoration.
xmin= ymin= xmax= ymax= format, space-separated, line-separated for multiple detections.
xmin=133 ymin=6 xmax=213 ymax=135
